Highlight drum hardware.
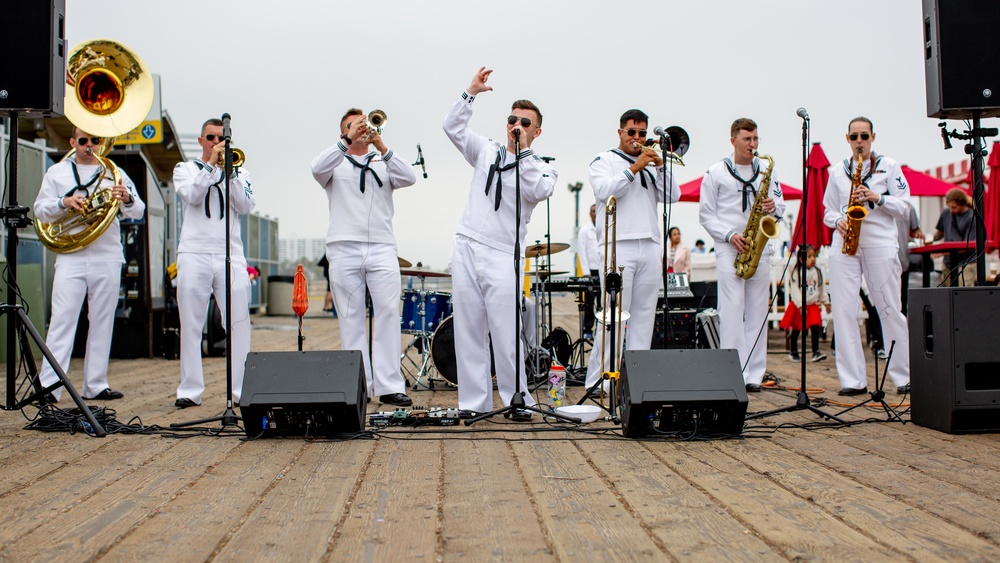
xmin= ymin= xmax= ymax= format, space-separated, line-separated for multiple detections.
xmin=398 ymin=262 xmax=453 ymax=390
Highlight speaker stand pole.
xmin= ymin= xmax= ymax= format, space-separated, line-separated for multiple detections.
xmin=171 ymin=115 xmax=240 ymax=430
xmin=0 ymin=113 xmax=106 ymax=435
xmin=972 ymin=110 xmax=988 ymax=286
xmin=746 ymin=115 xmax=845 ymax=424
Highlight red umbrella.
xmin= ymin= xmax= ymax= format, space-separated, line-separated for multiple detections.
xmin=985 ymin=141 xmax=1000 ymax=250
xmin=679 ymin=177 xmax=801 ymax=202
xmin=790 ymin=143 xmax=832 ymax=251
xmin=901 ymin=165 xmax=957 ymax=197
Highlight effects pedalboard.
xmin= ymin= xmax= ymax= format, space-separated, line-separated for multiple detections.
xmin=368 ymin=407 xmax=462 ymax=427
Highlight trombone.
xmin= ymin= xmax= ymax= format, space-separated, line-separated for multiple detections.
xmin=598 ymin=196 xmax=625 ymax=418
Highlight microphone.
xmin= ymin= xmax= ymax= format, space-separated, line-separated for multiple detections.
xmin=416 ymin=144 xmax=428 ymax=178
xmin=796 ymin=107 xmax=809 ymax=120
xmin=513 ymin=128 xmax=521 ymax=139
xmin=221 ymin=113 xmax=232 ymax=140
xmin=653 ymin=126 xmax=666 ymax=137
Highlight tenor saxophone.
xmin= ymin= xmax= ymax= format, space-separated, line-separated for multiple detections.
xmin=841 ymin=148 xmax=868 ymax=256
xmin=734 ymin=152 xmax=780 ymax=279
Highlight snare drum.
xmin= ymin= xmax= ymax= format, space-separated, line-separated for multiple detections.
xmin=400 ymin=290 xmax=452 ymax=334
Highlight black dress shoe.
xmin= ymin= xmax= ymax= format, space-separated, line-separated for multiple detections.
xmin=174 ymin=397 xmax=198 ymax=408
xmin=896 ymin=383 xmax=911 ymax=394
xmin=86 ymin=388 xmax=124 ymax=400
xmin=379 ymin=393 xmax=413 ymax=407
xmin=838 ymin=387 xmax=869 ymax=396
xmin=745 ymin=383 xmax=761 ymax=393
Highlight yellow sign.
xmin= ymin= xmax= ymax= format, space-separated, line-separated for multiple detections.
xmin=114 ymin=74 xmax=163 ymax=145
xmin=115 ymin=120 xmax=162 ymax=145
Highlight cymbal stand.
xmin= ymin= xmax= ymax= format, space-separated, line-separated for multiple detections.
xmin=399 ymin=274 xmax=440 ymax=389
xmin=527 ymin=257 xmax=553 ymax=386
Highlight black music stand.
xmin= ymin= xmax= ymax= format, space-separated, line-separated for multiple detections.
xmin=171 ymin=113 xmax=241 ymax=430
xmin=1 ymin=113 xmax=106 ymax=435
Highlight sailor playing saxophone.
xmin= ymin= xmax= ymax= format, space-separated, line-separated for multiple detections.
xmin=822 ymin=116 xmax=910 ymax=396
xmin=699 ymin=118 xmax=785 ymax=392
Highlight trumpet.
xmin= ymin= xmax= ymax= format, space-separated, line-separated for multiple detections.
xmin=363 ymin=109 xmax=387 ymax=141
xmin=216 ymin=147 xmax=245 ymax=169
xmin=632 ymin=135 xmax=687 ymax=167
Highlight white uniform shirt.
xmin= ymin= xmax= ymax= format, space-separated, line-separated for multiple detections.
xmin=173 ymin=160 xmax=256 ymax=255
xmin=311 ymin=142 xmax=416 ymax=244
xmin=699 ymin=153 xmax=786 ymax=244
xmin=34 ymin=157 xmax=145 ymax=263
xmin=823 ymin=152 xmax=910 ymax=250
xmin=443 ymin=92 xmax=557 ymax=255
xmin=577 ymin=221 xmax=599 ymax=273
xmin=589 ymin=148 xmax=679 ymax=246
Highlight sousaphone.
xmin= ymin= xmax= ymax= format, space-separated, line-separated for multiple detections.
xmin=35 ymin=39 xmax=153 ymax=253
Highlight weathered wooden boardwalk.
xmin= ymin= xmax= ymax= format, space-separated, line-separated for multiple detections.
xmin=1 ymin=294 xmax=998 ymax=562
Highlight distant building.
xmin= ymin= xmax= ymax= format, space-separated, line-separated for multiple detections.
xmin=279 ymin=238 xmax=326 ymax=262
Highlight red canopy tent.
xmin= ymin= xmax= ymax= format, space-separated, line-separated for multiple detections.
xmin=985 ymin=141 xmax=1000 ymax=250
xmin=791 ymin=143 xmax=832 ymax=251
xmin=678 ymin=177 xmax=801 ymax=202
xmin=901 ymin=165 xmax=958 ymax=197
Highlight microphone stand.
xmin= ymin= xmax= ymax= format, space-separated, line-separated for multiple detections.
xmin=172 ymin=113 xmax=241 ymax=430
xmin=0 ymin=113 xmax=106 ymax=436
xmin=747 ymin=113 xmax=844 ymax=423
xmin=659 ymin=136 xmax=673 ymax=349
xmin=467 ymin=132 xmax=579 ymax=425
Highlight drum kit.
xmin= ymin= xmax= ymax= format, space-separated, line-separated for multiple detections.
xmin=397 ymin=241 xmax=572 ymax=390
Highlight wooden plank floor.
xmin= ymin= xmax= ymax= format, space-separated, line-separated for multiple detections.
xmin=1 ymin=293 xmax=999 ymax=562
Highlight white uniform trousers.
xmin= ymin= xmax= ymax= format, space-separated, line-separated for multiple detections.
xmin=176 ymin=252 xmax=252 ymax=404
xmin=451 ymin=235 xmax=534 ymax=413
xmin=829 ymin=246 xmax=910 ymax=389
xmin=585 ymin=239 xmax=662 ymax=388
xmin=38 ymin=261 xmax=121 ymax=400
xmin=327 ymin=241 xmax=404 ymax=397
xmin=714 ymin=246 xmax=771 ymax=385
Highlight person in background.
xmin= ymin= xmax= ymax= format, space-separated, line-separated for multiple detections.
xmin=666 ymin=226 xmax=691 ymax=276
xmin=576 ymin=203 xmax=599 ymax=337
xmin=933 ymin=188 xmax=975 ymax=287
xmin=693 ymin=239 xmax=707 ymax=254
xmin=780 ymin=245 xmax=830 ymax=362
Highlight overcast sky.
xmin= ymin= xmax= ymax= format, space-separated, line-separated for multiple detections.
xmin=66 ymin=0 xmax=996 ymax=273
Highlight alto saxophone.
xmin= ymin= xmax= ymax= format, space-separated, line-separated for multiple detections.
xmin=734 ymin=152 xmax=780 ymax=279
xmin=841 ymin=148 xmax=867 ymax=256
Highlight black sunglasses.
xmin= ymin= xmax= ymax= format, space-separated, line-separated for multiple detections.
xmin=624 ymin=128 xmax=647 ymax=138
xmin=848 ymin=133 xmax=871 ymax=141
xmin=76 ymin=136 xmax=101 ymax=145
xmin=204 ymin=134 xmax=225 ymax=141
xmin=507 ymin=115 xmax=532 ymax=128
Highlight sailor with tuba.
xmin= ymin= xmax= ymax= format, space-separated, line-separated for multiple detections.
xmin=699 ymin=118 xmax=785 ymax=392
xmin=33 ymin=126 xmax=145 ymax=403
xmin=822 ymin=116 xmax=911 ymax=396
xmin=583 ymin=109 xmax=681 ymax=391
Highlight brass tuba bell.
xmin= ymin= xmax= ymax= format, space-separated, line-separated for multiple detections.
xmin=35 ymin=39 xmax=153 ymax=254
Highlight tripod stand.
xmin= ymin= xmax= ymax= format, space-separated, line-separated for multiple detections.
xmin=171 ymin=113 xmax=242 ymax=430
xmin=746 ymin=111 xmax=844 ymax=424
xmin=0 ymin=114 xmax=106 ymax=435
xmin=835 ymin=340 xmax=904 ymax=422
xmin=466 ymin=130 xmax=579 ymax=426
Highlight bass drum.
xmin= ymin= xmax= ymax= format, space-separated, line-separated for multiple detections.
xmin=431 ymin=316 xmax=495 ymax=385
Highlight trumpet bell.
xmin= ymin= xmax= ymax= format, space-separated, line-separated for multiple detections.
xmin=368 ymin=109 xmax=387 ymax=129
xmin=64 ymin=39 xmax=154 ymax=140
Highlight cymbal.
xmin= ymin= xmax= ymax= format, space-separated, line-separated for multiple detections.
xmin=398 ymin=257 xmax=413 ymax=268
xmin=527 ymin=270 xmax=569 ymax=278
xmin=400 ymin=266 xmax=451 ymax=278
xmin=525 ymin=242 xmax=570 ymax=258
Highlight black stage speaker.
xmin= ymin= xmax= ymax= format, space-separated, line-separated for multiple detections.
xmin=239 ymin=351 xmax=367 ymax=437
xmin=618 ymin=349 xmax=748 ymax=438
xmin=909 ymin=288 xmax=1000 ymax=433
xmin=923 ymin=0 xmax=1000 ymax=118
xmin=0 ymin=0 xmax=66 ymax=115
